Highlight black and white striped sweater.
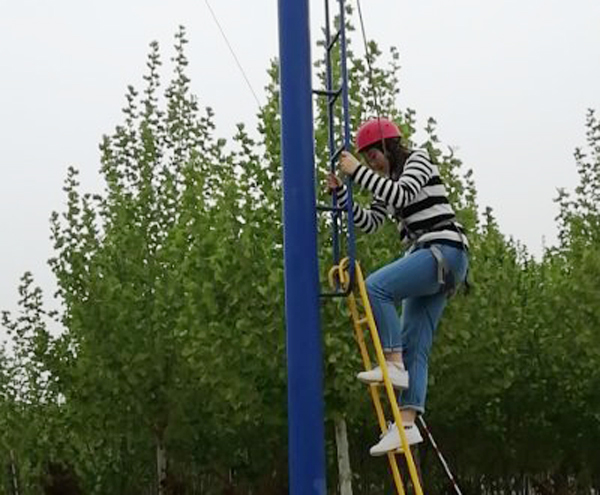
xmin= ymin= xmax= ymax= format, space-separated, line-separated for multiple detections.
xmin=336 ymin=149 xmax=469 ymax=249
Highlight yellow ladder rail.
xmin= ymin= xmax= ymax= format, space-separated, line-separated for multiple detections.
xmin=329 ymin=258 xmax=424 ymax=495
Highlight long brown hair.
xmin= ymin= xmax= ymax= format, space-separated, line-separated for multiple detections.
xmin=364 ymin=137 xmax=412 ymax=180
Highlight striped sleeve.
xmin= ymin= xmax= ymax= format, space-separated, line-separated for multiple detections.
xmin=336 ymin=185 xmax=387 ymax=234
xmin=352 ymin=151 xmax=433 ymax=209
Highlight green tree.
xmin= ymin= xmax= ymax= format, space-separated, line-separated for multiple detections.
xmin=3 ymin=17 xmax=599 ymax=495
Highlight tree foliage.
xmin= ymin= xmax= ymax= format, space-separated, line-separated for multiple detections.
xmin=1 ymin=21 xmax=599 ymax=495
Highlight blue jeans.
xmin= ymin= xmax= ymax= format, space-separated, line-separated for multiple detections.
xmin=365 ymin=244 xmax=468 ymax=413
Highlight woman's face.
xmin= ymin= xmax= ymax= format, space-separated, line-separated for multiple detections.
xmin=363 ymin=147 xmax=389 ymax=175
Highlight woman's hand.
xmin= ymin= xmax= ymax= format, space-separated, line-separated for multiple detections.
xmin=339 ymin=150 xmax=360 ymax=176
xmin=326 ymin=172 xmax=342 ymax=194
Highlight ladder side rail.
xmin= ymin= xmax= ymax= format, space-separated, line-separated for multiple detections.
xmin=354 ymin=261 xmax=425 ymax=495
xmin=329 ymin=260 xmax=406 ymax=495
xmin=337 ymin=0 xmax=357 ymax=288
xmin=323 ymin=0 xmax=342 ymax=266
xmin=346 ymin=291 xmax=406 ymax=495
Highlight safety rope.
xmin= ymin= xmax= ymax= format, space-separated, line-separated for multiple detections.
xmin=355 ymin=0 xmax=388 ymax=155
xmin=418 ymin=417 xmax=464 ymax=495
xmin=204 ymin=0 xmax=262 ymax=107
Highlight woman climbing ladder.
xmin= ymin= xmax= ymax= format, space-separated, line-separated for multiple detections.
xmin=326 ymin=117 xmax=469 ymax=456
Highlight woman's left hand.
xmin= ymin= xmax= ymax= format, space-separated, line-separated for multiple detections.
xmin=339 ymin=150 xmax=360 ymax=176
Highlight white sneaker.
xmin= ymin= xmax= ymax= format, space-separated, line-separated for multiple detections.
xmin=357 ymin=362 xmax=409 ymax=389
xmin=369 ymin=422 xmax=423 ymax=457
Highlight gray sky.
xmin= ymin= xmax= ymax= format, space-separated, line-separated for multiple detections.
xmin=2 ymin=0 xmax=600 ymax=334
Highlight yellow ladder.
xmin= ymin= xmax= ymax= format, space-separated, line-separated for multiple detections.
xmin=329 ymin=258 xmax=424 ymax=495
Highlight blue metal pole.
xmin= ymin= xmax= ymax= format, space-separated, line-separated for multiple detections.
xmin=277 ymin=1 xmax=327 ymax=494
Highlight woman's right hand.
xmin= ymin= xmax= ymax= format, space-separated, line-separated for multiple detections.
xmin=326 ymin=173 xmax=343 ymax=194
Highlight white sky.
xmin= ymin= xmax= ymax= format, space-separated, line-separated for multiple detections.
xmin=1 ymin=0 xmax=600 ymax=332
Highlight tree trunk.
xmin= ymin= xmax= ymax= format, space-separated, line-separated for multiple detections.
xmin=334 ymin=414 xmax=353 ymax=495
xmin=9 ymin=450 xmax=19 ymax=495
xmin=156 ymin=437 xmax=167 ymax=495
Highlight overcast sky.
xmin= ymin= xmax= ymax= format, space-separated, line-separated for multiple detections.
xmin=1 ymin=0 xmax=600 ymax=333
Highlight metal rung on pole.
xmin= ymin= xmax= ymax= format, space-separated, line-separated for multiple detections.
xmin=313 ymin=88 xmax=337 ymax=98
xmin=313 ymin=87 xmax=343 ymax=105
xmin=317 ymin=205 xmax=345 ymax=213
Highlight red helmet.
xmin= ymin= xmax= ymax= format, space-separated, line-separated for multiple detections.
xmin=355 ymin=118 xmax=402 ymax=152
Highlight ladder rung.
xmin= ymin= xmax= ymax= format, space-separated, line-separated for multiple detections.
xmin=316 ymin=205 xmax=345 ymax=213
xmin=357 ymin=317 xmax=369 ymax=325
xmin=319 ymin=286 xmax=352 ymax=298
xmin=313 ymin=88 xmax=336 ymax=97
xmin=326 ymin=30 xmax=341 ymax=51
xmin=312 ymin=87 xmax=342 ymax=104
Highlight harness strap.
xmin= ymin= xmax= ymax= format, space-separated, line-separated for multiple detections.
xmin=407 ymin=243 xmax=459 ymax=297
xmin=400 ymin=217 xmax=459 ymax=243
xmin=404 ymin=218 xmax=469 ymax=297
xmin=430 ymin=245 xmax=446 ymax=287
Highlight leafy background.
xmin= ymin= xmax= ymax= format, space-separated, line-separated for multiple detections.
xmin=1 ymin=22 xmax=599 ymax=495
